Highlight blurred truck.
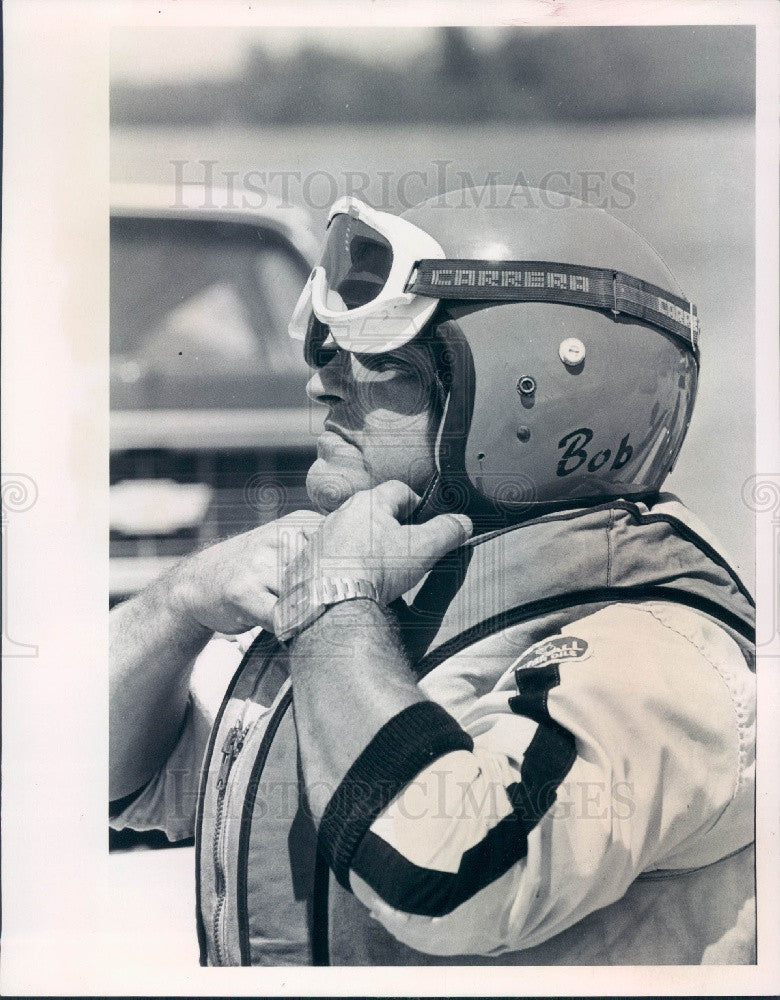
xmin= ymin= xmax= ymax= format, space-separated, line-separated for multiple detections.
xmin=110 ymin=183 xmax=321 ymax=603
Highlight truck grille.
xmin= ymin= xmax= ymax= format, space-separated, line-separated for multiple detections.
xmin=110 ymin=445 xmax=316 ymax=601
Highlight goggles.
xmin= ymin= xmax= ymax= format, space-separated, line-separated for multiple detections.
xmin=288 ymin=196 xmax=446 ymax=355
xmin=289 ymin=196 xmax=700 ymax=360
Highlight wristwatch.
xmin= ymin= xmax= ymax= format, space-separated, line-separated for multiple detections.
xmin=273 ymin=577 xmax=381 ymax=644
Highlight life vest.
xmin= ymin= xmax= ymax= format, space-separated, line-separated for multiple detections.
xmin=194 ymin=497 xmax=755 ymax=966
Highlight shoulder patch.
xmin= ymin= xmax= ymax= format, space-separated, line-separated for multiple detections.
xmin=513 ymin=635 xmax=590 ymax=676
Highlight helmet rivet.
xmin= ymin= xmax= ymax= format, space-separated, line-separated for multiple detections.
xmin=559 ymin=337 xmax=586 ymax=367
xmin=516 ymin=426 xmax=531 ymax=442
xmin=517 ymin=376 xmax=536 ymax=396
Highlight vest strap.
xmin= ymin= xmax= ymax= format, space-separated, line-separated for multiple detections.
xmin=415 ymin=585 xmax=756 ymax=682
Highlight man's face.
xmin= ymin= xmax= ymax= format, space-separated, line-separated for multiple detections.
xmin=304 ymin=338 xmax=442 ymax=514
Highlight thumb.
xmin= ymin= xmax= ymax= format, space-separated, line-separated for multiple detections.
xmin=410 ymin=513 xmax=473 ymax=568
xmin=371 ymin=479 xmax=421 ymax=522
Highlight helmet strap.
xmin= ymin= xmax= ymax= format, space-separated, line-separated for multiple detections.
xmin=408 ymin=259 xmax=700 ymax=359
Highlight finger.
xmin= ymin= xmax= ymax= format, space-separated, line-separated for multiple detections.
xmin=370 ymin=480 xmax=421 ymax=522
xmin=275 ymin=527 xmax=310 ymax=570
xmin=269 ymin=513 xmax=322 ymax=563
xmin=235 ymin=591 xmax=279 ymax=633
xmin=279 ymin=509 xmax=325 ymax=537
xmin=408 ymin=513 xmax=473 ymax=568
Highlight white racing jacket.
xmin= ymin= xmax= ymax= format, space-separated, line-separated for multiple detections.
xmin=111 ymin=497 xmax=756 ymax=965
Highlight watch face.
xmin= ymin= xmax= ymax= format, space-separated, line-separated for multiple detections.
xmin=274 ymin=581 xmax=317 ymax=642
xmin=284 ymin=585 xmax=312 ymax=625
xmin=288 ymin=586 xmax=309 ymax=612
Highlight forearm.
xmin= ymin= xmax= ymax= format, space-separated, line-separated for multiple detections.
xmin=282 ymin=481 xmax=474 ymax=899
xmin=109 ymin=567 xmax=212 ymax=799
xmin=288 ymin=596 xmax=477 ymax=908
xmin=287 ymin=599 xmax=425 ymax=819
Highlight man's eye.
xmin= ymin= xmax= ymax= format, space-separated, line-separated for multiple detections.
xmin=370 ymin=355 xmax=413 ymax=373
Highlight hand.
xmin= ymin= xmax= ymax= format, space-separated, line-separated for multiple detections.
xmin=282 ymin=481 xmax=472 ymax=606
xmin=167 ymin=509 xmax=324 ymax=634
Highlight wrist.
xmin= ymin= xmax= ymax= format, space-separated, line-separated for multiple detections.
xmin=302 ymin=594 xmax=393 ymax=632
xmin=274 ymin=576 xmax=383 ymax=644
xmin=286 ymin=598 xmax=399 ymax=686
xmin=157 ymin=557 xmax=214 ymax=645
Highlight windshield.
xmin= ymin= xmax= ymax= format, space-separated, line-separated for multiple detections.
xmin=111 ymin=216 xmax=312 ymax=410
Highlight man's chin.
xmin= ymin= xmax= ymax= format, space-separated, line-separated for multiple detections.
xmin=305 ymin=458 xmax=368 ymax=513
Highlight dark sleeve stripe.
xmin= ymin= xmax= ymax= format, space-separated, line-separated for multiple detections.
xmin=318 ymin=700 xmax=474 ymax=891
xmin=507 ymin=711 xmax=578 ymax=828
xmin=507 ymin=664 xmax=578 ymax=825
xmin=350 ymin=664 xmax=576 ymax=917
xmin=507 ymin=661 xmax=559 ymax=723
xmin=351 ymin=816 xmax=528 ymax=918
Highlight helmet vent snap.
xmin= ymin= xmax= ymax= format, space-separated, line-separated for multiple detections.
xmin=559 ymin=338 xmax=586 ymax=367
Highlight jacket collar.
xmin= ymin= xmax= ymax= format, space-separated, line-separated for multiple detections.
xmin=401 ymin=496 xmax=754 ymax=665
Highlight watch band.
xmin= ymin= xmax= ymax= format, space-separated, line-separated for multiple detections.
xmin=273 ymin=577 xmax=381 ymax=644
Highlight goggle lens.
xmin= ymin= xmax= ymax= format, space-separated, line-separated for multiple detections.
xmin=320 ymin=213 xmax=394 ymax=312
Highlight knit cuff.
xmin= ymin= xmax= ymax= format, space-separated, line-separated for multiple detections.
xmin=317 ymin=700 xmax=474 ymax=890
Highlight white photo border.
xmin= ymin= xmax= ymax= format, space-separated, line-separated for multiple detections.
xmin=2 ymin=0 xmax=778 ymax=995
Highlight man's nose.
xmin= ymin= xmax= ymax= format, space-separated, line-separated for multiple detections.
xmin=305 ymin=349 xmax=350 ymax=407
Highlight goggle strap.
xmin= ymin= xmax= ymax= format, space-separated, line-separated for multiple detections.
xmin=408 ymin=259 xmax=700 ymax=355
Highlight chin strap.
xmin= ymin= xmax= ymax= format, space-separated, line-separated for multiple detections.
xmin=410 ymin=470 xmax=445 ymax=525
xmin=411 ymin=469 xmax=529 ymax=534
xmin=410 ymin=321 xmax=538 ymax=531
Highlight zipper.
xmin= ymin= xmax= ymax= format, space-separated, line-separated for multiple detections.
xmin=211 ymin=657 xmax=280 ymax=965
xmin=212 ymin=718 xmax=249 ymax=965
xmin=195 ymin=656 xmax=251 ymax=966
xmin=195 ymin=630 xmax=278 ymax=966
xmin=216 ymin=720 xmax=246 ymax=792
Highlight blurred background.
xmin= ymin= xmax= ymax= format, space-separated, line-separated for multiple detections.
xmin=109 ymin=25 xmax=755 ymax=606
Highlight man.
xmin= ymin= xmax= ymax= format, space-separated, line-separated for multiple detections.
xmin=110 ymin=187 xmax=756 ymax=965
